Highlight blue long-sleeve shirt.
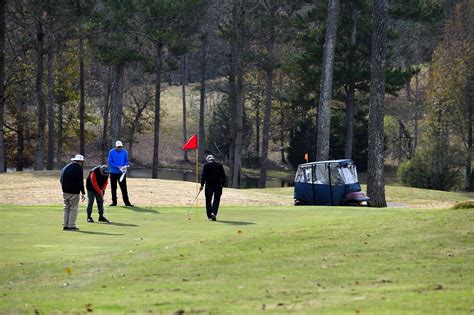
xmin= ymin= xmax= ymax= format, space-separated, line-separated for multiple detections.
xmin=108 ymin=148 xmax=129 ymax=174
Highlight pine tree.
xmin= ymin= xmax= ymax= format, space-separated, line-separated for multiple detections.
xmin=367 ymin=0 xmax=389 ymax=207
xmin=0 ymin=0 xmax=5 ymax=172
xmin=316 ymin=0 xmax=340 ymax=161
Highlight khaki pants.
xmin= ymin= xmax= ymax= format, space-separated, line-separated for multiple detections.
xmin=63 ymin=193 xmax=80 ymax=228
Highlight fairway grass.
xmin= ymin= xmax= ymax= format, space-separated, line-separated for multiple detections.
xmin=1 ymin=204 xmax=473 ymax=314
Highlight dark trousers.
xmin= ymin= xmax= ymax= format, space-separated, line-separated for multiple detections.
xmin=205 ymin=185 xmax=222 ymax=218
xmin=86 ymin=190 xmax=104 ymax=217
xmin=110 ymin=173 xmax=131 ymax=205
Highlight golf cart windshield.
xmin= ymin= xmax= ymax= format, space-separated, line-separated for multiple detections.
xmin=294 ymin=160 xmax=359 ymax=185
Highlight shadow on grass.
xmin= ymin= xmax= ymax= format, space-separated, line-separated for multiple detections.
xmin=78 ymin=231 xmax=124 ymax=236
xmin=107 ymin=222 xmax=139 ymax=227
xmin=121 ymin=206 xmax=159 ymax=214
xmin=216 ymin=220 xmax=256 ymax=225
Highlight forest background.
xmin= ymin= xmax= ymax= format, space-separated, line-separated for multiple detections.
xmin=0 ymin=0 xmax=472 ymax=206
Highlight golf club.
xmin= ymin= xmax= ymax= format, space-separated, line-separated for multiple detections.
xmin=102 ymin=196 xmax=111 ymax=224
xmin=119 ymin=165 xmax=129 ymax=182
xmin=185 ymin=190 xmax=201 ymax=218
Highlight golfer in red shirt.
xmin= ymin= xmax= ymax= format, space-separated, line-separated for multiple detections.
xmin=86 ymin=165 xmax=110 ymax=223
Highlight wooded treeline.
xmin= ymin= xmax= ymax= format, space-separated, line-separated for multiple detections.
xmin=0 ymin=0 xmax=472 ymax=204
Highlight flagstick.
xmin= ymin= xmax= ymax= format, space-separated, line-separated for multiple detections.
xmin=195 ymin=146 xmax=199 ymax=219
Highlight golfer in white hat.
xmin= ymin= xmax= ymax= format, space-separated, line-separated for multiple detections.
xmin=60 ymin=154 xmax=86 ymax=231
xmin=108 ymin=140 xmax=134 ymax=207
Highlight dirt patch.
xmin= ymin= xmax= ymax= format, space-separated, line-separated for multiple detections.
xmin=0 ymin=172 xmax=292 ymax=207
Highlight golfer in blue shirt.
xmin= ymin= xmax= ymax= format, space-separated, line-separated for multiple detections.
xmin=108 ymin=140 xmax=134 ymax=207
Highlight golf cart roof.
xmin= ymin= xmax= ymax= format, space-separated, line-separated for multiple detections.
xmin=298 ymin=159 xmax=354 ymax=167
xmin=295 ymin=159 xmax=360 ymax=186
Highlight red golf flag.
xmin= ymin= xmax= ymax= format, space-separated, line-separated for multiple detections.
xmin=182 ymin=134 xmax=198 ymax=150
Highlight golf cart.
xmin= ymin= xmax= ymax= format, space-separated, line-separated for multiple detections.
xmin=294 ymin=159 xmax=370 ymax=206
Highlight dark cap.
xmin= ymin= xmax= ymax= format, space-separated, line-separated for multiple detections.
xmin=100 ymin=165 xmax=110 ymax=175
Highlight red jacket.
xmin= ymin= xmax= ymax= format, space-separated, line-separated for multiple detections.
xmin=86 ymin=166 xmax=108 ymax=198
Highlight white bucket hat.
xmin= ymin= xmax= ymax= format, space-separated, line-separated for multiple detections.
xmin=115 ymin=140 xmax=123 ymax=147
xmin=206 ymin=155 xmax=215 ymax=162
xmin=71 ymin=154 xmax=85 ymax=162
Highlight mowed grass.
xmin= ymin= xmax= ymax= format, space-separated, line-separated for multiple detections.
xmin=1 ymin=199 xmax=473 ymax=314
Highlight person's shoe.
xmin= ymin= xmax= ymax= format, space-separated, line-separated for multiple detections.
xmin=66 ymin=227 xmax=79 ymax=231
xmin=98 ymin=216 xmax=110 ymax=223
xmin=109 ymin=203 xmax=117 ymax=207
xmin=63 ymin=227 xmax=69 ymax=231
xmin=208 ymin=217 xmax=213 ymax=221
xmin=124 ymin=203 xmax=134 ymax=207
xmin=211 ymin=213 xmax=217 ymax=221
xmin=87 ymin=217 xmax=94 ymax=223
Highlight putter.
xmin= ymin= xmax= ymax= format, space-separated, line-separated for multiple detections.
xmin=185 ymin=190 xmax=201 ymax=218
xmin=103 ymin=197 xmax=111 ymax=224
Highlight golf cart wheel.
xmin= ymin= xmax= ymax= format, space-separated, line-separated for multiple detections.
xmin=294 ymin=199 xmax=306 ymax=206
xmin=345 ymin=202 xmax=359 ymax=207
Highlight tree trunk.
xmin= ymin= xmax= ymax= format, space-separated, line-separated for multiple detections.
xmin=181 ymin=54 xmax=188 ymax=162
xmin=56 ymin=97 xmax=63 ymax=169
xmin=397 ymin=120 xmax=403 ymax=164
xmin=367 ymin=0 xmax=388 ymax=207
xmin=101 ymin=67 xmax=112 ymax=164
xmin=259 ymin=68 xmax=273 ymax=188
xmin=152 ymin=42 xmax=163 ymax=179
xmin=279 ymin=74 xmax=286 ymax=164
xmin=128 ymin=125 xmax=135 ymax=162
xmin=229 ymin=0 xmax=245 ymax=188
xmin=344 ymin=3 xmax=357 ymax=159
xmin=413 ymin=72 xmax=420 ymax=150
xmin=198 ymin=34 xmax=208 ymax=162
xmin=110 ymin=63 xmax=124 ymax=147
xmin=0 ymin=0 xmax=5 ymax=172
xmin=255 ymin=74 xmax=260 ymax=155
xmin=345 ymin=82 xmax=355 ymax=159
xmin=316 ymin=0 xmax=340 ymax=161
xmin=258 ymin=0 xmax=276 ymax=188
xmin=46 ymin=49 xmax=55 ymax=169
xmin=16 ymin=100 xmax=27 ymax=171
xmin=79 ymin=34 xmax=85 ymax=155
xmin=233 ymin=72 xmax=243 ymax=188
xmin=56 ymin=62 xmax=64 ymax=169
xmin=465 ymin=75 xmax=473 ymax=191
xmin=34 ymin=3 xmax=46 ymax=171
xmin=229 ymin=71 xmax=236 ymax=186
xmin=233 ymin=1 xmax=245 ymax=189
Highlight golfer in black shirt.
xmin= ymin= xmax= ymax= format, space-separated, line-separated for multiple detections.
xmin=199 ymin=155 xmax=226 ymax=221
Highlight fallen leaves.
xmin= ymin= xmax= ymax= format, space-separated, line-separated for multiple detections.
xmin=85 ymin=303 xmax=93 ymax=312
